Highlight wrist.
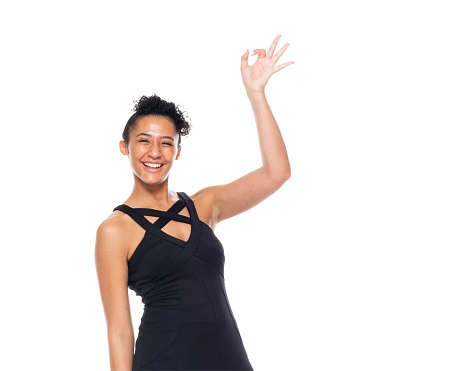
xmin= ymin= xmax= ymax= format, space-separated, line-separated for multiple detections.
xmin=245 ymin=88 xmax=266 ymax=101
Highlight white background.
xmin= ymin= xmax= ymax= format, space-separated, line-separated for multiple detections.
xmin=1 ymin=1 xmax=463 ymax=370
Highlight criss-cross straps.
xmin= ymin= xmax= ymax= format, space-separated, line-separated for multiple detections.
xmin=113 ymin=197 xmax=191 ymax=244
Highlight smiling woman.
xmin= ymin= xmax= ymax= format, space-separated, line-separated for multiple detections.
xmin=94 ymin=35 xmax=293 ymax=371
xmin=120 ymin=114 xmax=185 ymax=186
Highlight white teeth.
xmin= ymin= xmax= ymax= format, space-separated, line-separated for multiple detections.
xmin=144 ymin=163 xmax=162 ymax=168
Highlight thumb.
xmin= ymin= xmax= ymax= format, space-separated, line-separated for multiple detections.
xmin=241 ymin=49 xmax=249 ymax=69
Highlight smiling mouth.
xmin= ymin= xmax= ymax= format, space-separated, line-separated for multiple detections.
xmin=143 ymin=162 xmax=163 ymax=169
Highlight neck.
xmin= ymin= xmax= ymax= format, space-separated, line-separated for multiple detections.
xmin=124 ymin=176 xmax=177 ymax=208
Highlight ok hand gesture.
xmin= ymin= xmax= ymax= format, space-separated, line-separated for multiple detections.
xmin=240 ymin=35 xmax=294 ymax=96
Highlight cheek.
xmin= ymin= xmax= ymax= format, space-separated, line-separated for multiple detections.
xmin=129 ymin=147 xmax=144 ymax=161
xmin=163 ymin=147 xmax=176 ymax=157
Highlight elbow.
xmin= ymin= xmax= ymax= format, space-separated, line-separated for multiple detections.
xmin=273 ymin=168 xmax=291 ymax=184
xmin=263 ymin=165 xmax=291 ymax=184
xmin=282 ymin=167 xmax=291 ymax=181
xmin=279 ymin=165 xmax=291 ymax=182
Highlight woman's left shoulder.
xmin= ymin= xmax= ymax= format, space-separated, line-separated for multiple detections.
xmin=188 ymin=186 xmax=217 ymax=202
xmin=187 ymin=186 xmax=221 ymax=229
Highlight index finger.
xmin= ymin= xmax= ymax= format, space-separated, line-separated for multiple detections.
xmin=267 ymin=35 xmax=282 ymax=58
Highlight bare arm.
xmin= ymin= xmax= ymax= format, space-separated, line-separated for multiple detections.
xmin=95 ymin=218 xmax=134 ymax=370
xmin=203 ymin=35 xmax=294 ymax=224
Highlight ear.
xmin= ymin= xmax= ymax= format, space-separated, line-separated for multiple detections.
xmin=175 ymin=145 xmax=182 ymax=160
xmin=119 ymin=140 xmax=129 ymax=155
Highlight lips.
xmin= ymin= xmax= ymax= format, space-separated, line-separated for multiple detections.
xmin=142 ymin=162 xmax=164 ymax=171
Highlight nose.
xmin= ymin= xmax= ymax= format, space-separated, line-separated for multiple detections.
xmin=147 ymin=142 xmax=162 ymax=158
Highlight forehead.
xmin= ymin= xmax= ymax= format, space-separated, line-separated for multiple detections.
xmin=133 ymin=115 xmax=178 ymax=137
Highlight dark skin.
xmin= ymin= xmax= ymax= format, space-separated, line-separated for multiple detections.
xmin=95 ymin=35 xmax=293 ymax=370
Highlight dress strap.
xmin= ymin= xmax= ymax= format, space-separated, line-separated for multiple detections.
xmin=151 ymin=198 xmax=188 ymax=229
xmin=134 ymin=197 xmax=183 ymax=215
xmin=113 ymin=196 xmax=192 ymax=234
xmin=177 ymin=192 xmax=199 ymax=223
xmin=113 ymin=204 xmax=153 ymax=231
xmin=134 ymin=209 xmax=191 ymax=224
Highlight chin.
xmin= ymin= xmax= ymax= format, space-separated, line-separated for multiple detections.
xmin=139 ymin=174 xmax=170 ymax=185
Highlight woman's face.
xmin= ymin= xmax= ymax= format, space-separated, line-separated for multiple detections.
xmin=119 ymin=115 xmax=181 ymax=185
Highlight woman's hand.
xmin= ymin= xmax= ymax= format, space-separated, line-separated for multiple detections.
xmin=193 ymin=36 xmax=292 ymax=227
xmin=240 ymin=35 xmax=294 ymax=96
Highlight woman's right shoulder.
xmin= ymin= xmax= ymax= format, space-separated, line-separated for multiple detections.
xmin=95 ymin=210 xmax=131 ymax=255
xmin=95 ymin=211 xmax=132 ymax=292
xmin=97 ymin=210 xmax=126 ymax=234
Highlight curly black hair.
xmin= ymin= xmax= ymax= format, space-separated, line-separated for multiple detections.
xmin=122 ymin=94 xmax=191 ymax=146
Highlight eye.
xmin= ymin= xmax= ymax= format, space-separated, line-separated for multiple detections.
xmin=138 ymin=139 xmax=149 ymax=143
xmin=162 ymin=142 xmax=173 ymax=146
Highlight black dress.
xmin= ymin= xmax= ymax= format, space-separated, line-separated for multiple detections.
xmin=113 ymin=192 xmax=254 ymax=371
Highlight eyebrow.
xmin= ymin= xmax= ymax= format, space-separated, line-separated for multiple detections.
xmin=135 ymin=133 xmax=175 ymax=141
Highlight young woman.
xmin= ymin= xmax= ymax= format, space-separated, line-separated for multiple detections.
xmin=95 ymin=35 xmax=293 ymax=371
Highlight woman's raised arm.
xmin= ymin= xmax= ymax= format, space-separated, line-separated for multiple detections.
xmin=199 ymin=35 xmax=294 ymax=224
